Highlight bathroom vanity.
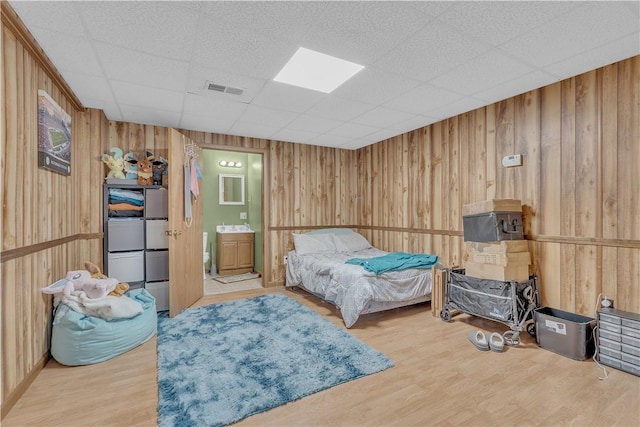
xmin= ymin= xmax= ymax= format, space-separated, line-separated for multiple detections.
xmin=217 ymin=227 xmax=254 ymax=276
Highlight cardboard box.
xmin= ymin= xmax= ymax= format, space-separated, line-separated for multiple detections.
xmin=462 ymin=199 xmax=522 ymax=216
xmin=465 ymin=240 xmax=529 ymax=254
xmin=467 ymin=251 xmax=531 ymax=267
xmin=464 ymin=260 xmax=530 ymax=282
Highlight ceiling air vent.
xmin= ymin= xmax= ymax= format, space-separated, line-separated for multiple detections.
xmin=205 ymin=81 xmax=244 ymax=96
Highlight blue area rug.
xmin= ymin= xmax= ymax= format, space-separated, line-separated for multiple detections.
xmin=157 ymin=293 xmax=394 ymax=427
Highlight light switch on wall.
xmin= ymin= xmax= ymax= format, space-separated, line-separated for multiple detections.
xmin=240 ymin=212 xmax=247 ymax=219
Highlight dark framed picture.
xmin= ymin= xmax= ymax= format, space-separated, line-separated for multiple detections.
xmin=37 ymin=89 xmax=71 ymax=175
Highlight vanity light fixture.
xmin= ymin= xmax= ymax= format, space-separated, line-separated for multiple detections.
xmin=219 ymin=160 xmax=242 ymax=168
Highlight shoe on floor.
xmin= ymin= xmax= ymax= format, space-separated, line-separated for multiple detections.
xmin=489 ymin=332 xmax=505 ymax=352
xmin=467 ymin=330 xmax=489 ymax=351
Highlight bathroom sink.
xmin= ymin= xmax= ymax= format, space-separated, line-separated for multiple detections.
xmin=216 ymin=225 xmax=254 ymax=233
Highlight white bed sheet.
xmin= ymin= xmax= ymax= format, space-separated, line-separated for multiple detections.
xmin=285 ymin=248 xmax=432 ymax=327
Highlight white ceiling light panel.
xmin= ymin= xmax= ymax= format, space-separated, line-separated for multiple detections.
xmin=274 ymin=47 xmax=364 ymax=93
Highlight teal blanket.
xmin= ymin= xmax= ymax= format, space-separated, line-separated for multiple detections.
xmin=346 ymin=252 xmax=439 ymax=275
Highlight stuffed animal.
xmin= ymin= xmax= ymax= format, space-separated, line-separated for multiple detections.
xmin=41 ymin=270 xmax=117 ymax=300
xmin=152 ymin=159 xmax=167 ymax=185
xmin=84 ymin=261 xmax=129 ymax=297
xmin=101 ymin=147 xmax=125 ymax=179
xmin=123 ymin=152 xmax=139 ymax=180
xmin=137 ymin=159 xmax=153 ymax=185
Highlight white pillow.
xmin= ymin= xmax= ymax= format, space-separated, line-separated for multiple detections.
xmin=333 ymin=232 xmax=372 ymax=252
xmin=293 ymin=233 xmax=336 ymax=255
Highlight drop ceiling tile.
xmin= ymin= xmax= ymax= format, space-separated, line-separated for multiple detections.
xmin=9 ymin=1 xmax=85 ymax=37
xmin=326 ymin=122 xmax=379 ymax=139
xmin=226 ymin=121 xmax=281 ymax=140
xmin=352 ymin=106 xmax=416 ymax=129
xmin=332 ymin=67 xmax=422 ymax=106
xmin=500 ymin=2 xmax=640 ymax=68
xmin=474 ymin=70 xmax=559 ymax=104
xmin=80 ymin=2 xmax=200 ymax=61
xmin=364 ymin=128 xmax=405 ymax=144
xmin=430 ymin=49 xmax=537 ymax=96
xmin=180 ymin=114 xmax=232 ymax=135
xmin=201 ymin=1 xmax=327 ymax=44
xmin=373 ymin=20 xmax=492 ymax=82
xmin=383 ymin=84 xmax=464 ymax=115
xmin=270 ymin=128 xmax=319 ymax=144
xmin=55 ymin=70 xmax=115 ymax=106
xmin=26 ymin=29 xmax=103 ymax=77
xmin=301 ymin=2 xmax=438 ymax=65
xmin=430 ymin=97 xmax=489 ymax=121
xmin=182 ymin=93 xmax=248 ymax=121
xmin=308 ymin=134 xmax=356 ymax=149
xmin=251 ymin=82 xmax=326 ymax=114
xmin=111 ymin=81 xmax=184 ymax=113
xmin=96 ymin=42 xmax=190 ymax=92
xmin=437 ymin=2 xmax=580 ymax=46
xmin=192 ymin=19 xmax=294 ymax=81
xmin=235 ymin=105 xmax=297 ymax=129
xmin=543 ymin=34 xmax=640 ymax=79
xmin=338 ymin=139 xmax=370 ymax=150
xmin=387 ymin=115 xmax=436 ymax=133
xmin=305 ymin=97 xmax=376 ymax=122
xmin=286 ymin=114 xmax=343 ymax=134
xmin=118 ymin=104 xmax=181 ymax=128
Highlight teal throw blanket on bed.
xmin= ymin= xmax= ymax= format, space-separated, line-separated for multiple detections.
xmin=346 ymin=252 xmax=439 ymax=275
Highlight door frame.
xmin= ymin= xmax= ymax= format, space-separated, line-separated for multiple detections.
xmin=199 ymin=144 xmax=271 ymax=287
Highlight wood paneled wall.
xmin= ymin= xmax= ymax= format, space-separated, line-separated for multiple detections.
xmin=357 ymin=56 xmax=640 ymax=316
xmin=2 ymin=0 xmax=638 ymax=416
xmin=1 ymin=10 xmax=104 ymax=415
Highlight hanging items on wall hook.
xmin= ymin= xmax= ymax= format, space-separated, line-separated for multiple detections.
xmin=183 ymin=141 xmax=203 ymax=227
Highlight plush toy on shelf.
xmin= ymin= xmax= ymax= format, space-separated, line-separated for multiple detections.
xmin=101 ymin=147 xmax=125 ymax=180
xmin=137 ymin=159 xmax=153 ymax=185
xmin=123 ymin=152 xmax=139 ymax=180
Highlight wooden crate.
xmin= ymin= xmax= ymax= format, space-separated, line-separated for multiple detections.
xmin=462 ymin=199 xmax=522 ymax=216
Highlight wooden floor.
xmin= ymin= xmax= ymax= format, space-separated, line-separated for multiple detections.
xmin=4 ymin=286 xmax=640 ymax=427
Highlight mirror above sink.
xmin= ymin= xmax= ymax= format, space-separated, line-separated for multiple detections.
xmin=219 ymin=174 xmax=245 ymax=205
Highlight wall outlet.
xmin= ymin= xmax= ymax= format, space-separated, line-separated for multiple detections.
xmin=240 ymin=212 xmax=247 ymax=219
xmin=601 ymin=296 xmax=614 ymax=309
xmin=284 ymin=256 xmax=288 ymax=265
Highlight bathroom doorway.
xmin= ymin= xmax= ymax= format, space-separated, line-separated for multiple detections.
xmin=200 ymin=148 xmax=264 ymax=295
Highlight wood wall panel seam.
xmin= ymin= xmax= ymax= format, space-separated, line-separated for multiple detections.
xmin=0 ymin=233 xmax=102 ymax=263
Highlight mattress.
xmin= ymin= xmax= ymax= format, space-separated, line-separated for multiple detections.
xmin=286 ymin=247 xmax=432 ymax=327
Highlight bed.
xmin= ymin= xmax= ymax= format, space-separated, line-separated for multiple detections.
xmin=285 ymin=229 xmax=439 ymax=327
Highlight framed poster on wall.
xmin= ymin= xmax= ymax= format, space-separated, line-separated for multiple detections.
xmin=37 ymin=89 xmax=71 ymax=175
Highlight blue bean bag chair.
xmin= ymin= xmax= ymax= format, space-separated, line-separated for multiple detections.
xmin=51 ymin=288 xmax=157 ymax=366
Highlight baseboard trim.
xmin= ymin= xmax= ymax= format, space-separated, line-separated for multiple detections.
xmin=1 ymin=353 xmax=49 ymax=420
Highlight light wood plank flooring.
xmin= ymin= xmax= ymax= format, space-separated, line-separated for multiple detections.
xmin=3 ymin=287 xmax=639 ymax=427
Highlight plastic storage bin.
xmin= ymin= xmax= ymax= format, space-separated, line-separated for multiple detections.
xmin=145 ymin=250 xmax=169 ymax=282
xmin=107 ymin=251 xmax=144 ymax=283
xmin=146 ymin=281 xmax=169 ymax=312
xmin=107 ymin=219 xmax=144 ymax=251
xmin=146 ymin=219 xmax=169 ymax=249
xmin=534 ymin=306 xmax=596 ymax=360
xmin=145 ymin=188 xmax=168 ymax=218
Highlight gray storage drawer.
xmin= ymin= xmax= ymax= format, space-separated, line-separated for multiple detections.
xmin=145 ymin=188 xmax=168 ymax=218
xmin=146 ymin=250 xmax=169 ymax=282
xmin=146 ymin=219 xmax=169 ymax=249
xmin=107 ymin=250 xmax=144 ymax=283
xmin=463 ymin=211 xmax=524 ymax=242
xmin=597 ymin=308 xmax=640 ymax=377
xmin=107 ymin=219 xmax=144 ymax=251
